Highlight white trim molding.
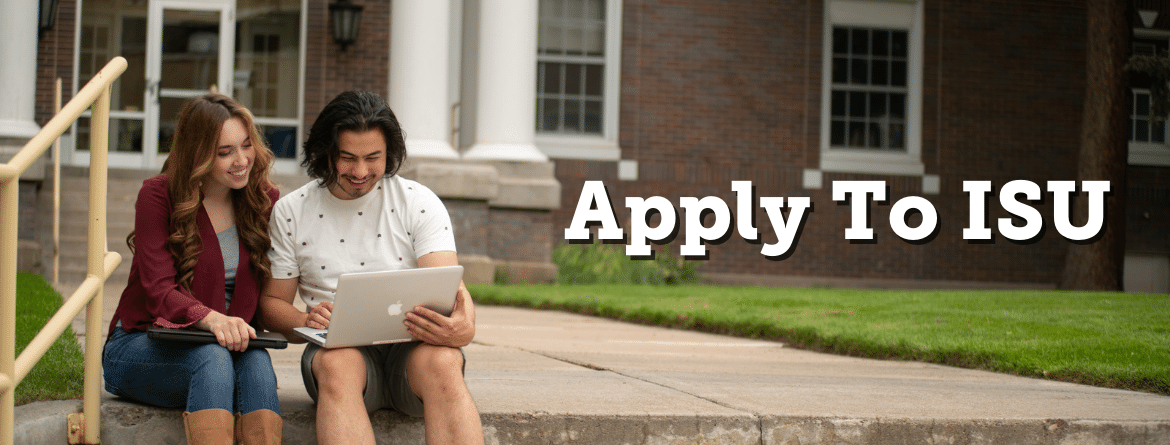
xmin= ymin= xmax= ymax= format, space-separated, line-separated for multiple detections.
xmin=535 ymin=134 xmax=621 ymax=161
xmin=1129 ymin=142 xmax=1170 ymax=167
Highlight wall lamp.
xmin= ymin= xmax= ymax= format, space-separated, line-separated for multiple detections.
xmin=39 ymin=0 xmax=59 ymax=39
xmin=1136 ymin=0 xmax=1160 ymax=28
xmin=329 ymin=0 xmax=364 ymax=51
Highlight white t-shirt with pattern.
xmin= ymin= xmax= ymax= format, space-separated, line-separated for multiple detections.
xmin=268 ymin=175 xmax=456 ymax=308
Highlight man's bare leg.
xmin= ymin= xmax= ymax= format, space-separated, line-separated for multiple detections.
xmin=313 ymin=347 xmax=375 ymax=445
xmin=407 ymin=344 xmax=484 ymax=445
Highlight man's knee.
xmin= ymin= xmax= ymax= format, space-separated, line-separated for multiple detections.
xmin=407 ymin=345 xmax=464 ymax=383
xmin=312 ymin=347 xmax=366 ymax=393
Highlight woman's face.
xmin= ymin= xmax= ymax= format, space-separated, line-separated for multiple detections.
xmin=203 ymin=117 xmax=254 ymax=195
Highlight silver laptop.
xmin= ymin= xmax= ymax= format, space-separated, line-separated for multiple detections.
xmin=294 ymin=265 xmax=464 ymax=348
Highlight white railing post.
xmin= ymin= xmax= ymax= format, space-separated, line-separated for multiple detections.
xmin=53 ymin=78 xmax=62 ymax=286
xmin=81 ymin=84 xmax=112 ymax=444
xmin=0 ymin=178 xmax=17 ymax=445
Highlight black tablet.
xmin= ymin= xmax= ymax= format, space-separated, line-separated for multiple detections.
xmin=147 ymin=328 xmax=288 ymax=349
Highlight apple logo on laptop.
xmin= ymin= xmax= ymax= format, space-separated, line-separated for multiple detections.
xmin=387 ymin=301 xmax=404 ymax=316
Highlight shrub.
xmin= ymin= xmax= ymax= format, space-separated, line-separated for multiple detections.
xmin=553 ymin=243 xmax=701 ymax=285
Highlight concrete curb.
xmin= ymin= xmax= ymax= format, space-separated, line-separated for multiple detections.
xmin=15 ymin=400 xmax=1170 ymax=445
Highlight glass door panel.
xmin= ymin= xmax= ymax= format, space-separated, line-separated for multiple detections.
xmin=75 ymin=6 xmax=148 ymax=168
xmin=159 ymin=10 xmax=221 ymax=91
xmin=157 ymin=96 xmax=191 ymax=154
xmin=145 ymin=1 xmax=234 ymax=168
xmin=157 ymin=8 xmax=223 ymax=154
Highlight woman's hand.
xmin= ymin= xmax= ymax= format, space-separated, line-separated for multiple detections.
xmin=195 ymin=311 xmax=257 ymax=351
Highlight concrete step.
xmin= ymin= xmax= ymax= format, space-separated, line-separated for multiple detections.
xmin=18 ymin=360 xmax=1170 ymax=445
xmin=16 ymin=304 xmax=1170 ymax=445
xmin=45 ymin=168 xmax=148 ymax=285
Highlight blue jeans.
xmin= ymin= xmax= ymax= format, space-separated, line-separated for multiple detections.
xmin=102 ymin=327 xmax=280 ymax=414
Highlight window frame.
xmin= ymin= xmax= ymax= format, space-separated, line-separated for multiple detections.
xmin=234 ymin=3 xmax=305 ymax=163
xmin=534 ymin=0 xmax=624 ymax=161
xmin=819 ymin=0 xmax=924 ymax=176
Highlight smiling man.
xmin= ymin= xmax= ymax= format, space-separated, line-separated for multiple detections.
xmin=258 ymin=91 xmax=483 ymax=445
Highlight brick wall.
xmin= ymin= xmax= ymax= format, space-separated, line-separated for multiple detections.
xmin=488 ymin=208 xmax=554 ymax=263
xmin=553 ymin=0 xmax=1094 ymax=286
xmin=36 ymin=0 xmax=77 ymax=126
xmin=303 ymin=0 xmax=391 ymax=129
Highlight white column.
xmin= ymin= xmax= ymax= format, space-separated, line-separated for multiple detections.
xmin=390 ymin=0 xmax=460 ymax=159
xmin=462 ymin=0 xmax=548 ymax=162
xmin=0 ymin=0 xmax=42 ymax=147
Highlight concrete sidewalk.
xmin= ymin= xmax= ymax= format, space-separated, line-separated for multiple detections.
xmin=14 ymin=283 xmax=1170 ymax=444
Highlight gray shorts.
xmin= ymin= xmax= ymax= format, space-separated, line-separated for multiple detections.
xmin=300 ymin=341 xmax=464 ymax=418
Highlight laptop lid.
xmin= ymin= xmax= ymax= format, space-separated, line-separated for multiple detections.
xmin=295 ymin=265 xmax=464 ymax=348
xmin=148 ymin=328 xmax=289 ymax=349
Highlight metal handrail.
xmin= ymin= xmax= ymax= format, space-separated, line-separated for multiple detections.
xmin=0 ymin=56 xmax=127 ymax=445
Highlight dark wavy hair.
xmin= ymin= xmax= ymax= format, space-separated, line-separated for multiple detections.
xmin=301 ymin=91 xmax=407 ymax=187
xmin=128 ymin=93 xmax=275 ymax=291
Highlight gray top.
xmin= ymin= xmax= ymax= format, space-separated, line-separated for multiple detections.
xmin=217 ymin=225 xmax=238 ymax=310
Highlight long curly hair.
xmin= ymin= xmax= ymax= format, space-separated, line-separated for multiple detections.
xmin=129 ymin=93 xmax=275 ymax=292
xmin=301 ymin=91 xmax=407 ymax=186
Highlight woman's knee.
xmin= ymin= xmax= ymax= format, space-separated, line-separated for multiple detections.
xmin=189 ymin=344 xmax=235 ymax=379
xmin=235 ymin=349 xmax=277 ymax=382
xmin=236 ymin=348 xmax=275 ymax=372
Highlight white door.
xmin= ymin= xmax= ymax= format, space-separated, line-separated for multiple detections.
xmin=143 ymin=0 xmax=235 ymax=169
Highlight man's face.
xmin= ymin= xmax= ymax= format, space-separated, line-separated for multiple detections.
xmin=329 ymin=129 xmax=387 ymax=200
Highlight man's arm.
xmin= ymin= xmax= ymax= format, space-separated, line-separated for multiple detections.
xmin=259 ymin=277 xmax=320 ymax=343
xmin=405 ymin=251 xmax=476 ymax=347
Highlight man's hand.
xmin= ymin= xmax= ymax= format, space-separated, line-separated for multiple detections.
xmin=404 ymin=282 xmax=476 ymax=347
xmin=306 ymin=301 xmax=333 ymax=329
xmin=196 ymin=311 xmax=257 ymax=351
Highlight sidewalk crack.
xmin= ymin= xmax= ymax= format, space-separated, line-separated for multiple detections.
xmin=478 ymin=341 xmax=757 ymax=412
xmin=473 ymin=341 xmax=766 ymax=442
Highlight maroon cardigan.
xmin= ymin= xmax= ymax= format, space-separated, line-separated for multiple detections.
xmin=108 ymin=175 xmax=279 ymax=335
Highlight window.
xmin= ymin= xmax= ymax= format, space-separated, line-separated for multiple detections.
xmin=235 ymin=0 xmax=301 ymax=160
xmin=77 ymin=10 xmax=147 ymax=154
xmin=1128 ymin=34 xmax=1170 ymax=166
xmin=535 ymin=0 xmax=623 ymax=161
xmin=537 ymin=0 xmax=604 ymax=135
xmin=1131 ymin=89 xmax=1165 ymax=144
xmin=829 ymin=27 xmax=908 ymax=151
xmin=819 ymin=0 xmax=923 ymax=176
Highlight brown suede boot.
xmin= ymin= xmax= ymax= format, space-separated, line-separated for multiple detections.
xmin=235 ymin=409 xmax=283 ymax=445
xmin=183 ymin=409 xmax=235 ymax=445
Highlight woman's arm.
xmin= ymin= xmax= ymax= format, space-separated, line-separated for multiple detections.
xmin=132 ymin=178 xmax=213 ymax=328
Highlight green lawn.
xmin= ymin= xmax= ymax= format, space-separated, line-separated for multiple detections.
xmin=12 ymin=273 xmax=85 ymax=405
xmin=469 ymin=283 xmax=1170 ymax=395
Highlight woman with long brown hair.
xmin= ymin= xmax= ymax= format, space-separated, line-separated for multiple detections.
xmin=103 ymin=93 xmax=282 ymax=444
